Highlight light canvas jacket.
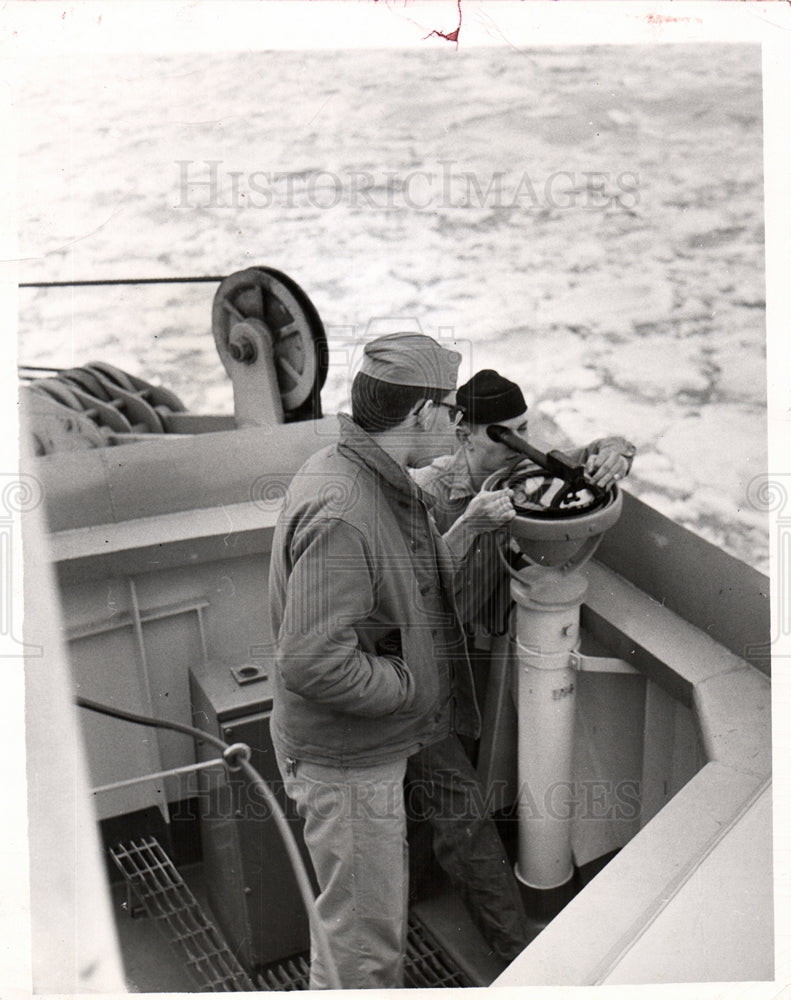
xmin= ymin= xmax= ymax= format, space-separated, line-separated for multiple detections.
xmin=269 ymin=414 xmax=480 ymax=767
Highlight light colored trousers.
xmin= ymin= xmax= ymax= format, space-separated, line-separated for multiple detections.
xmin=275 ymin=749 xmax=409 ymax=990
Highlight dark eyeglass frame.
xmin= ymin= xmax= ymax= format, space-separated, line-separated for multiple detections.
xmin=436 ymin=401 xmax=464 ymax=426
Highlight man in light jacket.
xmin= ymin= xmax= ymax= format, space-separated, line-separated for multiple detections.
xmin=269 ymin=333 xmax=477 ymax=989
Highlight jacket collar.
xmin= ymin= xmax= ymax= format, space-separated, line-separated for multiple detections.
xmin=336 ymin=413 xmax=434 ymax=506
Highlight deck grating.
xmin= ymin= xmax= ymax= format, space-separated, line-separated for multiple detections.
xmin=112 ymin=836 xmax=471 ymax=991
xmin=254 ymin=918 xmax=471 ymax=990
xmin=110 ymin=837 xmax=255 ymax=992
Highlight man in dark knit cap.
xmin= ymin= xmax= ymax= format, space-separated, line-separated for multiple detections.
xmin=413 ymin=368 xmax=635 ymax=629
xmin=270 ymin=333 xmax=477 ymax=990
xmin=405 ymin=369 xmax=635 ymax=966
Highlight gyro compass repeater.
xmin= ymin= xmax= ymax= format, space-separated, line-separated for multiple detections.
xmin=486 ymin=424 xmax=609 ymax=519
xmin=483 ymin=428 xmax=638 ymax=914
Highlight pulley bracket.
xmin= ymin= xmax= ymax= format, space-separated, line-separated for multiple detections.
xmin=211 ymin=266 xmax=328 ymax=426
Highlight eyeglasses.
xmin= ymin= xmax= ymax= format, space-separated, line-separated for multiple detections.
xmin=436 ymin=401 xmax=464 ymax=427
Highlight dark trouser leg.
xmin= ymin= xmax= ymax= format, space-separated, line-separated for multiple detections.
xmin=406 ymin=735 xmax=529 ymax=963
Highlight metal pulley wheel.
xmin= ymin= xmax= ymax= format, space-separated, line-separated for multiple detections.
xmin=212 ymin=267 xmax=328 ymax=418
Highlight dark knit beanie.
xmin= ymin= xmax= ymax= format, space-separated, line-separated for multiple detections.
xmin=456 ymin=369 xmax=527 ymax=425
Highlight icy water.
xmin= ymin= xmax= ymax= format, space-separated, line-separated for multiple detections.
xmin=16 ymin=45 xmax=767 ymax=571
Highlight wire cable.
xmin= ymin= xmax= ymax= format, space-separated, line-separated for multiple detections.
xmin=75 ymin=695 xmax=341 ymax=989
xmin=77 ymin=696 xmax=228 ymax=752
xmin=20 ymin=276 xmax=227 ymax=288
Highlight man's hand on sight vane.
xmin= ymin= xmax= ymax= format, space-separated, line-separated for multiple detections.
xmin=463 ymin=488 xmax=516 ymax=530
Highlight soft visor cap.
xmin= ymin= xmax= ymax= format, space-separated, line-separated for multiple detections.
xmin=360 ymin=333 xmax=461 ymax=391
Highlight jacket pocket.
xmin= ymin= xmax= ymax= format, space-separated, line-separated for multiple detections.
xmin=397 ymin=632 xmax=442 ymax=720
xmin=374 ymin=629 xmax=403 ymax=659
